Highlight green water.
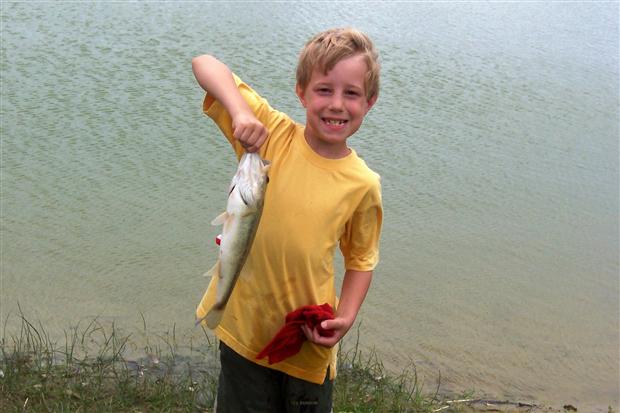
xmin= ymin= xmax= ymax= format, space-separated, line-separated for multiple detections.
xmin=1 ymin=2 xmax=618 ymax=410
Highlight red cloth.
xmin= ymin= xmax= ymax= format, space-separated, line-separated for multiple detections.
xmin=256 ymin=303 xmax=335 ymax=364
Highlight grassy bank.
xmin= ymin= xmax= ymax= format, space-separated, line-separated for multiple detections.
xmin=0 ymin=312 xmax=447 ymax=412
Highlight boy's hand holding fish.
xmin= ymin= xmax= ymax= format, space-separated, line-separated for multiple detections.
xmin=231 ymin=111 xmax=268 ymax=153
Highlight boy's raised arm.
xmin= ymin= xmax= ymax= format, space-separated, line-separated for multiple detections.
xmin=192 ymin=54 xmax=267 ymax=152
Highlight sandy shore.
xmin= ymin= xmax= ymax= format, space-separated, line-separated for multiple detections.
xmin=433 ymin=398 xmax=615 ymax=413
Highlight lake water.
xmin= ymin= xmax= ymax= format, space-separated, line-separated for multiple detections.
xmin=1 ymin=2 xmax=618 ymax=410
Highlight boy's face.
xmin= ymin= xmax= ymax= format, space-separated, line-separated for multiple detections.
xmin=296 ymin=54 xmax=377 ymax=159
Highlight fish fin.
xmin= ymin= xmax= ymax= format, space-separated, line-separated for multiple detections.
xmin=202 ymin=261 xmax=220 ymax=278
xmin=211 ymin=212 xmax=229 ymax=226
xmin=204 ymin=307 xmax=224 ymax=329
xmin=261 ymin=161 xmax=271 ymax=173
xmin=238 ymin=181 xmax=253 ymax=206
xmin=239 ymin=191 xmax=249 ymax=206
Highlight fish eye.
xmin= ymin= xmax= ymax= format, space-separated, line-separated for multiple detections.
xmin=266 ymin=176 xmax=270 ymax=183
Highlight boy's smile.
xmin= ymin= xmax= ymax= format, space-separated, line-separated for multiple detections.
xmin=296 ymin=54 xmax=377 ymax=159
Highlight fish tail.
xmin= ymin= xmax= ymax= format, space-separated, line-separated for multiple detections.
xmin=205 ymin=307 xmax=225 ymax=329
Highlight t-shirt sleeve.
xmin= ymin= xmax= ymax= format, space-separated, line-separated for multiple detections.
xmin=339 ymin=179 xmax=383 ymax=271
xmin=202 ymin=73 xmax=292 ymax=160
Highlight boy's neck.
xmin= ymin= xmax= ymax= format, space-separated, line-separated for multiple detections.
xmin=303 ymin=131 xmax=351 ymax=159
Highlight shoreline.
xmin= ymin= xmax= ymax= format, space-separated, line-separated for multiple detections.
xmin=1 ymin=314 xmax=616 ymax=412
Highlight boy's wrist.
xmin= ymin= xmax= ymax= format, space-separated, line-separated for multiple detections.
xmin=229 ymin=106 xmax=255 ymax=121
xmin=333 ymin=311 xmax=356 ymax=329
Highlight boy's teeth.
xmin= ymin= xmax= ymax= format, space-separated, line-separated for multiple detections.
xmin=325 ymin=119 xmax=345 ymax=125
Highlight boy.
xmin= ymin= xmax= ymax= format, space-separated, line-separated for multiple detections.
xmin=193 ymin=28 xmax=383 ymax=413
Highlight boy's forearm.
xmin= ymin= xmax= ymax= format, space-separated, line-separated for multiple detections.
xmin=191 ymin=54 xmax=253 ymax=119
xmin=336 ymin=269 xmax=373 ymax=327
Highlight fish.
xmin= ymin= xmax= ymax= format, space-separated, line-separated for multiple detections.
xmin=198 ymin=152 xmax=270 ymax=329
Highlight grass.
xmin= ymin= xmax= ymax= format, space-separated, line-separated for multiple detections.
xmin=0 ymin=311 xmax=449 ymax=412
xmin=334 ymin=325 xmax=441 ymax=412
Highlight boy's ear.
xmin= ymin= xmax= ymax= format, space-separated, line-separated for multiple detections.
xmin=295 ymin=84 xmax=307 ymax=108
xmin=366 ymin=94 xmax=378 ymax=113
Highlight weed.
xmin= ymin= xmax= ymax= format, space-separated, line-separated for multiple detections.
xmin=1 ymin=311 xmax=446 ymax=412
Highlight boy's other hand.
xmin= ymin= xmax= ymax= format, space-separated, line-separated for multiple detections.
xmin=301 ymin=318 xmax=350 ymax=348
xmin=232 ymin=112 xmax=268 ymax=153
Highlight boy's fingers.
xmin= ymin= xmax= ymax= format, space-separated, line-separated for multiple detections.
xmin=234 ymin=123 xmax=267 ymax=153
xmin=235 ymin=126 xmax=252 ymax=143
xmin=247 ymin=129 xmax=261 ymax=146
xmin=250 ymin=126 xmax=267 ymax=147
xmin=321 ymin=318 xmax=344 ymax=331
xmin=300 ymin=323 xmax=343 ymax=348
xmin=301 ymin=325 xmax=315 ymax=341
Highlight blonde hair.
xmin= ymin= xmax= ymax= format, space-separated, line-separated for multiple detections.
xmin=296 ymin=28 xmax=380 ymax=100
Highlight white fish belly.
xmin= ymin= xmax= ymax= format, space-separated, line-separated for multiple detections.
xmin=215 ymin=211 xmax=260 ymax=305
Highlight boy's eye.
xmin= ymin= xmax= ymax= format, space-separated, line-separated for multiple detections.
xmin=345 ymin=89 xmax=362 ymax=97
xmin=317 ymin=87 xmax=331 ymax=94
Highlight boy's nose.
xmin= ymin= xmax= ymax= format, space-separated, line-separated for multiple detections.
xmin=328 ymin=94 xmax=344 ymax=111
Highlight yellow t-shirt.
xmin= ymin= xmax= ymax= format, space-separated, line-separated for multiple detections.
xmin=196 ymin=74 xmax=383 ymax=384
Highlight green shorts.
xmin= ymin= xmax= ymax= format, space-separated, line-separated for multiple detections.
xmin=215 ymin=342 xmax=333 ymax=413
